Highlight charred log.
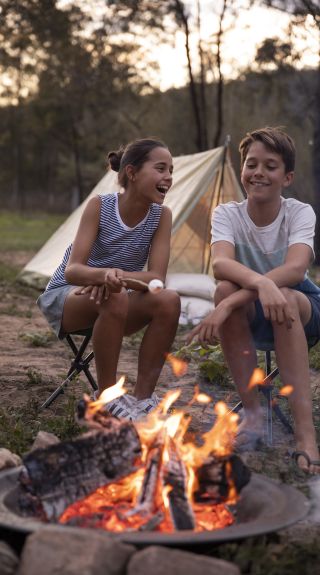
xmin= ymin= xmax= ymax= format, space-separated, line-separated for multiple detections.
xmin=162 ymin=438 xmax=195 ymax=530
xmin=136 ymin=437 xmax=163 ymax=513
xmin=195 ymin=454 xmax=251 ymax=503
xmin=18 ymin=419 xmax=141 ymax=521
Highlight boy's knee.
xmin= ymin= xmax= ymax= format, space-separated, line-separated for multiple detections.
xmin=214 ymin=280 xmax=239 ymax=306
xmin=279 ymin=287 xmax=300 ymax=309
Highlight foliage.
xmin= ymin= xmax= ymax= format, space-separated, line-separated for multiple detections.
xmin=175 ymin=342 xmax=230 ymax=385
xmin=18 ymin=330 xmax=56 ymax=347
xmin=0 ymin=396 xmax=83 ymax=456
xmin=309 ymin=341 xmax=320 ymax=370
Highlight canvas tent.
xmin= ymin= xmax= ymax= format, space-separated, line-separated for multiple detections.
xmin=20 ymin=145 xmax=242 ymax=292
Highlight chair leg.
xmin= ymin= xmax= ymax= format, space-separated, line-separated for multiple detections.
xmin=260 ymin=351 xmax=293 ymax=444
xmin=40 ymin=333 xmax=97 ymax=409
xmin=230 ymin=351 xmax=293 ymax=445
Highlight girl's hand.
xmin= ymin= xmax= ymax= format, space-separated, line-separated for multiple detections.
xmin=104 ymin=268 xmax=126 ymax=292
xmin=75 ymin=285 xmax=109 ymax=305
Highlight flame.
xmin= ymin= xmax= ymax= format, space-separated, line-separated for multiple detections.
xmin=247 ymin=368 xmax=265 ymax=389
xmin=85 ymin=376 xmax=127 ymax=417
xmin=166 ymin=353 xmax=188 ymax=377
xmin=60 ymin=388 xmax=239 ymax=533
xmin=190 ymin=385 xmax=211 ymax=405
xmin=279 ymin=385 xmax=293 ymax=397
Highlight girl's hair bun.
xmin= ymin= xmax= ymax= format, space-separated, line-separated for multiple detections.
xmin=107 ymin=149 xmax=124 ymax=172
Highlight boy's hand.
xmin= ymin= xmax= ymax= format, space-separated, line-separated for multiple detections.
xmin=257 ymin=278 xmax=295 ymax=328
xmin=185 ymin=303 xmax=231 ymax=345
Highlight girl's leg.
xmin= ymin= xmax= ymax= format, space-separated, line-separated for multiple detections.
xmin=62 ymin=289 xmax=129 ymax=394
xmin=273 ymin=288 xmax=319 ymax=473
xmin=125 ymin=289 xmax=181 ymax=399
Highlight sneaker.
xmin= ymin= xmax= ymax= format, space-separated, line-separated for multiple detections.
xmin=133 ymin=393 xmax=160 ymax=421
xmin=105 ymin=394 xmax=138 ymax=421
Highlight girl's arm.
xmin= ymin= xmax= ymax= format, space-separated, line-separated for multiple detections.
xmin=65 ymin=196 xmax=107 ymax=286
xmin=121 ymin=206 xmax=172 ymax=290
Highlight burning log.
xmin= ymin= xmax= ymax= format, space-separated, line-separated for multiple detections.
xmin=195 ymin=454 xmax=251 ymax=504
xmin=18 ymin=419 xmax=142 ymax=521
xmin=162 ymin=438 xmax=195 ymax=530
xmin=135 ymin=436 xmax=164 ymax=515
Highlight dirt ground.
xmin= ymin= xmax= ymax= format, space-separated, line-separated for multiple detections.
xmin=1 ymin=251 xmax=320 ymax=573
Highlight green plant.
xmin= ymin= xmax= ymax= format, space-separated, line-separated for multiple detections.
xmin=175 ymin=343 xmax=230 ymax=385
xmin=26 ymin=367 xmax=43 ymax=385
xmin=0 ymin=400 xmax=41 ymax=455
xmin=309 ymin=342 xmax=320 ymax=371
xmin=41 ymin=395 xmax=84 ymax=440
xmin=19 ymin=330 xmax=56 ymax=347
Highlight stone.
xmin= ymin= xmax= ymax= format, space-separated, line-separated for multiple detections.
xmin=0 ymin=540 xmax=20 ymax=575
xmin=29 ymin=431 xmax=60 ymax=451
xmin=127 ymin=546 xmax=240 ymax=575
xmin=0 ymin=449 xmax=22 ymax=471
xmin=17 ymin=527 xmax=136 ymax=575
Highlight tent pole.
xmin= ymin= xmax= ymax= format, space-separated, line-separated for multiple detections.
xmin=203 ymin=135 xmax=231 ymax=275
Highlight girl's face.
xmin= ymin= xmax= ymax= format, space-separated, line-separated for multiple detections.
xmin=131 ymin=147 xmax=173 ymax=204
xmin=241 ymin=141 xmax=293 ymax=204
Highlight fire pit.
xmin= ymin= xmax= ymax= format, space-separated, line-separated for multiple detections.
xmin=0 ymin=466 xmax=310 ymax=546
xmin=0 ymin=386 xmax=311 ymax=547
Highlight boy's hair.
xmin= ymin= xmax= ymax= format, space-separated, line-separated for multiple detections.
xmin=239 ymin=127 xmax=295 ymax=173
xmin=108 ymin=138 xmax=168 ymax=188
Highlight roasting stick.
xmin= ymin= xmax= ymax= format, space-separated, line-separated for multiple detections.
xmin=122 ymin=277 xmax=164 ymax=293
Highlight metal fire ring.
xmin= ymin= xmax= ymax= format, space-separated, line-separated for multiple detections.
xmin=0 ymin=467 xmax=310 ymax=547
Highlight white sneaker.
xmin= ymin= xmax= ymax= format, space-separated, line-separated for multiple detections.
xmin=132 ymin=393 xmax=160 ymax=421
xmin=105 ymin=394 xmax=138 ymax=421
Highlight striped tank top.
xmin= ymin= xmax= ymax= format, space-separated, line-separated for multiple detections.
xmin=46 ymin=193 xmax=162 ymax=290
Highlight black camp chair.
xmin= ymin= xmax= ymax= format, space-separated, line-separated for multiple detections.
xmin=40 ymin=329 xmax=97 ymax=409
xmin=231 ymin=349 xmax=293 ymax=445
xmin=231 ymin=338 xmax=317 ymax=445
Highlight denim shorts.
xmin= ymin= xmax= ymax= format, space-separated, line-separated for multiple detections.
xmin=250 ymin=292 xmax=320 ymax=351
xmin=37 ymin=285 xmax=76 ymax=339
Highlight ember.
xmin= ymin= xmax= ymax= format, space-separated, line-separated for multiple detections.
xmin=54 ymin=387 xmax=250 ymax=533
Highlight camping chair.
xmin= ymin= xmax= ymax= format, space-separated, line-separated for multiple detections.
xmin=40 ymin=329 xmax=97 ymax=409
xmin=232 ymin=347 xmax=294 ymax=446
xmin=232 ymin=337 xmax=318 ymax=445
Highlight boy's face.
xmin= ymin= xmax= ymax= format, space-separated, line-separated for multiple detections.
xmin=241 ymin=141 xmax=293 ymax=203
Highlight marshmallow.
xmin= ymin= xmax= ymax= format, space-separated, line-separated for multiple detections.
xmin=148 ymin=279 xmax=164 ymax=293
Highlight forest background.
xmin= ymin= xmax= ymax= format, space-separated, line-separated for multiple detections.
xmin=0 ymin=0 xmax=319 ymax=260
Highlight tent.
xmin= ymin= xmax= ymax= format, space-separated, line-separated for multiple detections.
xmin=20 ymin=144 xmax=242 ymax=293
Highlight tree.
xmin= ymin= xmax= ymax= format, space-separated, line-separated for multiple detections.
xmin=257 ymin=0 xmax=320 ymax=263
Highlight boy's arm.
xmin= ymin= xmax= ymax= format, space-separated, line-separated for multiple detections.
xmin=186 ymin=241 xmax=311 ymax=344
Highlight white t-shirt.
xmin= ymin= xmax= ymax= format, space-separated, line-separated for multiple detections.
xmin=211 ymin=197 xmax=315 ymax=275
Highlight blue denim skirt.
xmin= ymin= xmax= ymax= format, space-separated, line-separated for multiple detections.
xmin=37 ymin=285 xmax=76 ymax=339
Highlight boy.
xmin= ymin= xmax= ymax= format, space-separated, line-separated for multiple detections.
xmin=187 ymin=126 xmax=320 ymax=474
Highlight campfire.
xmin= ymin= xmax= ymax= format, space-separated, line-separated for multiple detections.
xmin=17 ymin=375 xmax=251 ymax=535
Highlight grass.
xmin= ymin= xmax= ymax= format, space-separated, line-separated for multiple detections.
xmin=0 ymin=210 xmax=65 ymax=252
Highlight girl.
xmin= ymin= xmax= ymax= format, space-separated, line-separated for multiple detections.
xmin=38 ymin=138 xmax=181 ymax=420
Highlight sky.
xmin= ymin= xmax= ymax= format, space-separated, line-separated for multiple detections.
xmin=150 ymin=2 xmax=319 ymax=91
xmin=55 ymin=0 xmax=319 ymax=92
